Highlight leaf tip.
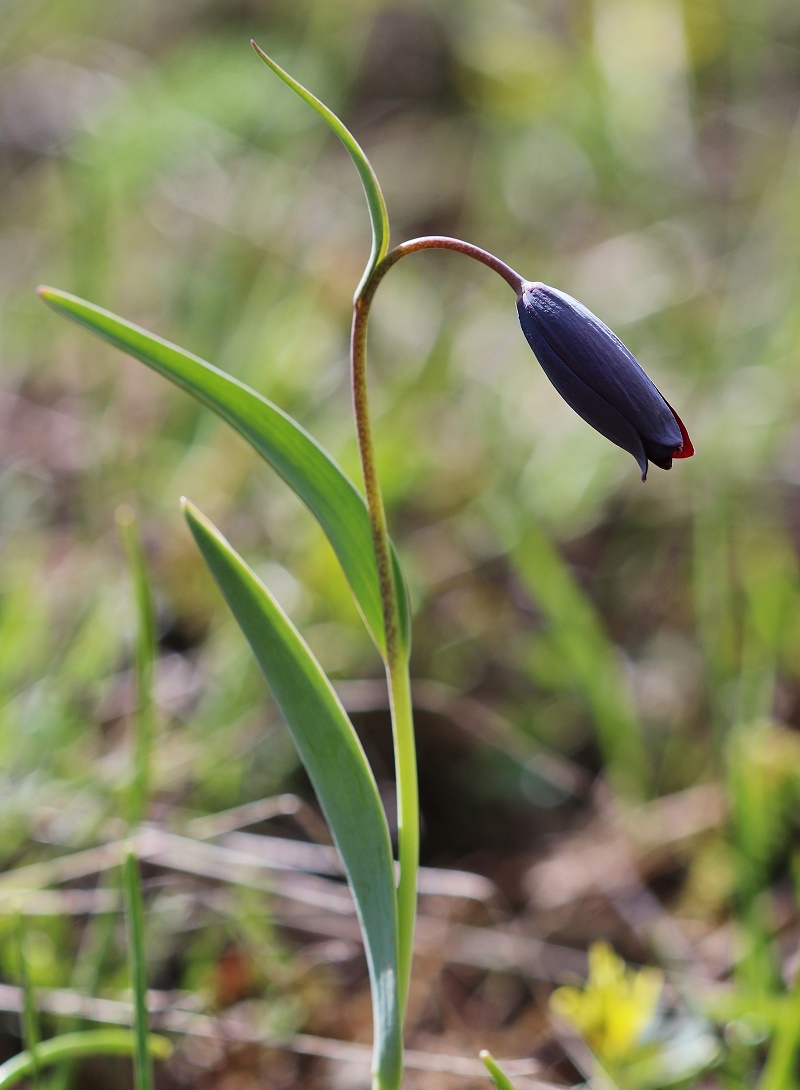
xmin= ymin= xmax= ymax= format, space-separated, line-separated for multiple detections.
xmin=36 ymin=285 xmax=74 ymax=312
xmin=479 ymin=1050 xmax=516 ymax=1090
xmin=250 ymin=40 xmax=269 ymax=63
xmin=115 ymin=503 xmax=135 ymax=529
xmin=37 ymin=285 xmax=57 ymax=305
xmin=180 ymin=496 xmax=198 ymax=522
xmin=180 ymin=498 xmax=209 ymax=539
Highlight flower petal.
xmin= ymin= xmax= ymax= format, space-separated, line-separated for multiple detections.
xmin=517 ymin=294 xmax=649 ymax=476
xmin=517 ymin=282 xmax=692 ymax=477
xmin=663 ymin=399 xmax=694 ymax=459
xmin=520 ymin=284 xmax=682 ymax=447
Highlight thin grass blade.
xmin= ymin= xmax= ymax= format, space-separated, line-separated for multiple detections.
xmin=512 ymin=523 xmax=648 ymax=799
xmin=14 ymin=915 xmax=41 ymax=1089
xmin=117 ymin=507 xmax=157 ymax=827
xmin=182 ymin=499 xmax=401 ymax=1090
xmin=122 ymin=851 xmax=153 ymax=1090
xmin=37 ymin=286 xmax=409 ymax=659
xmin=250 ymin=40 xmax=389 ymax=297
xmin=0 ymin=1031 xmax=171 ymax=1089
xmin=758 ymin=951 xmax=800 ymax=1090
xmin=479 ymin=1050 xmax=517 ymax=1090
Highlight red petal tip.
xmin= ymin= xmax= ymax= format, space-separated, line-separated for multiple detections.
xmin=665 ymin=400 xmax=694 ymax=460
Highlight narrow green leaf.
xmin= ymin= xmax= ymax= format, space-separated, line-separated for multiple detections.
xmin=0 ymin=1031 xmax=171 ymax=1089
xmin=37 ymin=286 xmax=409 ymax=659
xmin=754 ymin=963 xmax=800 ymax=1090
xmin=48 ymin=893 xmax=119 ymax=1090
xmin=122 ymin=851 xmax=153 ymax=1090
xmin=117 ymin=507 xmax=157 ymax=827
xmin=511 ymin=523 xmax=648 ymax=799
xmin=14 ymin=915 xmax=41 ymax=1088
xmin=182 ymin=499 xmax=402 ymax=1090
xmin=479 ymin=1050 xmax=517 ymax=1090
xmin=251 ymin=40 xmax=389 ymax=297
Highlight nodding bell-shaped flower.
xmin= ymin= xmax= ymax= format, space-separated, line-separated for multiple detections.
xmin=516 ymin=282 xmax=693 ymax=480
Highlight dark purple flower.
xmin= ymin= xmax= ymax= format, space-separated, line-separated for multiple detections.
xmin=516 ymin=281 xmax=693 ymax=480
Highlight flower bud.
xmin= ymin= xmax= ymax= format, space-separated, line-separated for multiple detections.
xmin=517 ymin=282 xmax=693 ymax=479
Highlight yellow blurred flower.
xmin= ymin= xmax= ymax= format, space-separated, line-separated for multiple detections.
xmin=550 ymin=942 xmax=664 ymax=1063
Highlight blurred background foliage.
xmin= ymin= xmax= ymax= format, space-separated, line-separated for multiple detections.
xmin=5 ymin=0 xmax=800 ymax=1086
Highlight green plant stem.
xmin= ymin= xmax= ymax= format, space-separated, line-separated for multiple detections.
xmin=350 ymin=235 xmax=523 ymax=1021
xmin=386 ymin=656 xmax=416 ymax=1018
xmin=116 ymin=506 xmax=157 ymax=828
xmin=759 ymin=940 xmax=800 ymax=1090
xmin=351 ymin=235 xmax=522 ymax=659
xmin=122 ymin=851 xmax=153 ymax=1090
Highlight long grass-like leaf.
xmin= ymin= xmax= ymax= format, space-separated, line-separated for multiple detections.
xmin=182 ymin=499 xmax=401 ymax=1090
xmin=512 ymin=523 xmax=648 ymax=799
xmin=14 ymin=915 xmax=41 ymax=1088
xmin=37 ymin=286 xmax=408 ymax=659
xmin=117 ymin=507 xmax=157 ymax=826
xmin=122 ymin=851 xmax=153 ymax=1090
xmin=756 ymin=961 xmax=800 ymax=1090
xmin=479 ymin=1050 xmax=517 ymax=1090
xmin=250 ymin=40 xmax=389 ymax=297
xmin=0 ymin=1031 xmax=171 ymax=1089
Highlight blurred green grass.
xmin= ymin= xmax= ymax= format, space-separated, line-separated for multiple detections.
xmin=5 ymin=0 xmax=800 ymax=1085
